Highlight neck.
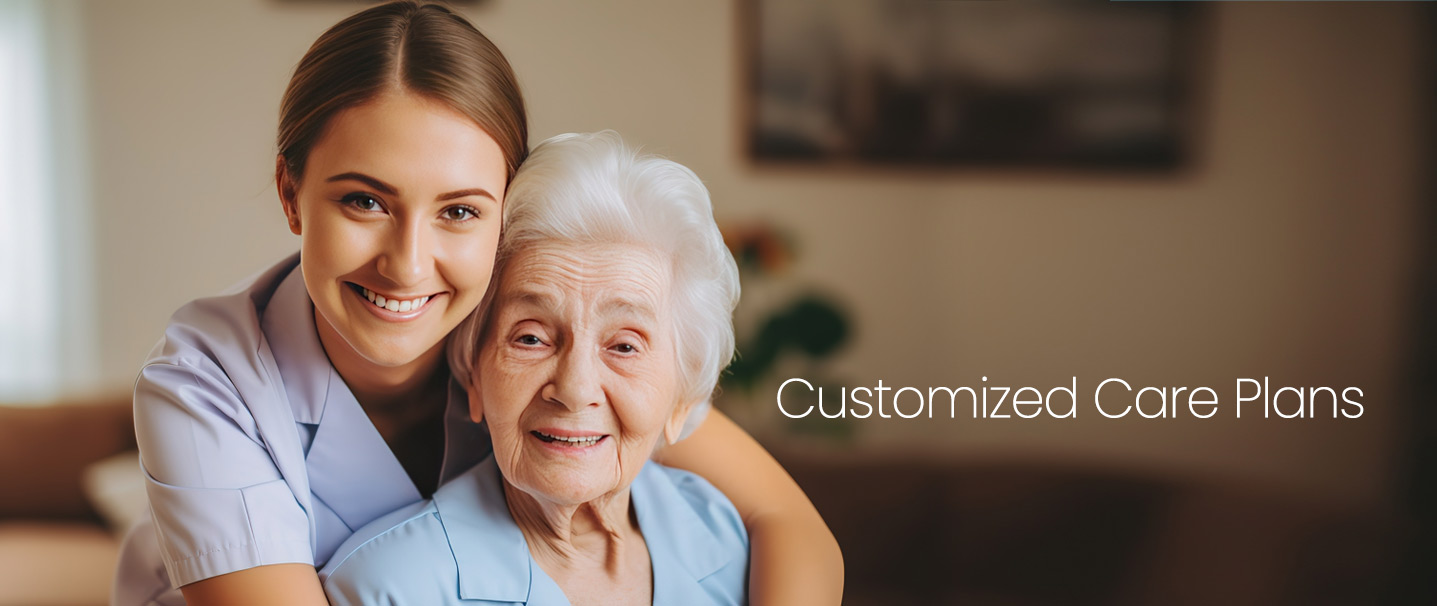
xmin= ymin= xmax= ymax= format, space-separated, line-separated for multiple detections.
xmin=313 ymin=307 xmax=449 ymax=415
xmin=503 ymin=480 xmax=639 ymax=577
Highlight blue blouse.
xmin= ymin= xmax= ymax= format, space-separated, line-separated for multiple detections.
xmin=320 ymin=455 xmax=749 ymax=606
xmin=112 ymin=254 xmax=492 ymax=606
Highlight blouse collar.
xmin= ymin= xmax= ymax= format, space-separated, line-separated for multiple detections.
xmin=433 ymin=456 xmax=735 ymax=604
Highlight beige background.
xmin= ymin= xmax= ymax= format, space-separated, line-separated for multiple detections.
xmin=75 ymin=1 xmax=1421 ymax=510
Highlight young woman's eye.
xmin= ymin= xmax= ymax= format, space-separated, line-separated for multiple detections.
xmin=340 ymin=193 xmax=383 ymax=212
xmin=442 ymin=206 xmax=479 ymax=223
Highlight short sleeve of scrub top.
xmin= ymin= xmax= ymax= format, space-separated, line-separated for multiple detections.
xmin=114 ymin=254 xmax=491 ymax=606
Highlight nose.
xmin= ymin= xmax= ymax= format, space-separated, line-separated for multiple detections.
xmin=541 ymin=345 xmax=604 ymax=412
xmin=375 ymin=214 xmax=429 ymax=287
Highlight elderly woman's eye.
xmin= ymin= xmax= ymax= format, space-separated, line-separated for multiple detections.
xmin=611 ymin=343 xmax=638 ymax=354
xmin=516 ymin=334 xmax=543 ymax=346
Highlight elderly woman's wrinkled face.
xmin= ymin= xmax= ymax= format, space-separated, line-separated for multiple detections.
xmin=471 ymin=243 xmax=692 ymax=505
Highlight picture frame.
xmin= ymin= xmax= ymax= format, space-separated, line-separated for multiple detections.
xmin=742 ymin=0 xmax=1203 ymax=171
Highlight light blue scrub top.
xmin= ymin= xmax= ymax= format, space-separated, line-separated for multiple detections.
xmin=112 ymin=254 xmax=492 ymax=606
xmin=320 ymin=455 xmax=749 ymax=606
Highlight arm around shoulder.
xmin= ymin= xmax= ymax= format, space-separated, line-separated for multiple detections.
xmin=180 ymin=564 xmax=329 ymax=606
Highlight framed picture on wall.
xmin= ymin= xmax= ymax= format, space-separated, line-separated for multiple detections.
xmin=742 ymin=0 xmax=1202 ymax=170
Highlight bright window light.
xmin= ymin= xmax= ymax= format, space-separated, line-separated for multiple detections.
xmin=0 ymin=0 xmax=59 ymax=398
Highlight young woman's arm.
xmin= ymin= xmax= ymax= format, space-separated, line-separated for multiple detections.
xmin=180 ymin=565 xmax=330 ymax=606
xmin=653 ymin=409 xmax=844 ymax=606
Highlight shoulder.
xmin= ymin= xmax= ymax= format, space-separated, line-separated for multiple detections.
xmin=320 ymin=501 xmax=462 ymax=606
xmin=135 ymin=255 xmax=300 ymax=427
xmin=132 ymin=255 xmax=304 ymax=485
xmin=645 ymin=463 xmax=749 ymax=549
xmin=144 ymin=254 xmax=297 ymax=373
xmin=638 ymin=463 xmax=749 ymax=603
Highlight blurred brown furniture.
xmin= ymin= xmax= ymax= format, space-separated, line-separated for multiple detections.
xmin=0 ymin=396 xmax=133 ymax=606
xmin=773 ymin=447 xmax=1401 ymax=606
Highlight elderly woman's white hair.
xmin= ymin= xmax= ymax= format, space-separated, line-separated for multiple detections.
xmin=449 ymin=130 xmax=740 ymax=438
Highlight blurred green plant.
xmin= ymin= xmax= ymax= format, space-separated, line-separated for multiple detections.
xmin=720 ymin=222 xmax=854 ymax=440
xmin=724 ymin=295 xmax=848 ymax=394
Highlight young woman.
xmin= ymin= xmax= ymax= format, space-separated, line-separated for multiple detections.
xmin=111 ymin=3 xmax=841 ymax=606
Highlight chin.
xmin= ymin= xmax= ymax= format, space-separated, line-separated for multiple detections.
xmin=519 ymin=472 xmax=614 ymax=507
xmin=536 ymin=486 xmax=609 ymax=507
xmin=352 ymin=337 xmax=436 ymax=369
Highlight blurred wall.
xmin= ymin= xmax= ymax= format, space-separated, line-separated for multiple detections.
xmin=80 ymin=1 xmax=1420 ymax=508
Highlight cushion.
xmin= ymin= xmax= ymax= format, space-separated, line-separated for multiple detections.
xmin=82 ymin=451 xmax=149 ymax=536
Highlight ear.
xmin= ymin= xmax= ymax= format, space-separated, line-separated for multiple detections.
xmin=467 ymin=378 xmax=485 ymax=425
xmin=275 ymin=155 xmax=302 ymax=235
xmin=663 ymin=398 xmax=701 ymax=445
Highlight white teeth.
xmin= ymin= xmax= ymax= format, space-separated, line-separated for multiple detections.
xmin=360 ymin=287 xmax=428 ymax=313
xmin=538 ymin=432 xmax=601 ymax=446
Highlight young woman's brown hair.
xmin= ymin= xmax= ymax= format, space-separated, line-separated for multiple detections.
xmin=277 ymin=0 xmax=528 ymax=189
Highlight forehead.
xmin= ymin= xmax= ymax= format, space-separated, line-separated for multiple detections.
xmin=306 ymin=92 xmax=506 ymax=192
xmin=495 ymin=243 xmax=671 ymax=318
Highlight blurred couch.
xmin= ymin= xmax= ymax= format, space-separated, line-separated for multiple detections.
xmin=0 ymin=396 xmax=133 ymax=606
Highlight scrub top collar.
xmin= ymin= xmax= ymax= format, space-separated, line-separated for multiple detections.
xmin=433 ymin=456 xmax=735 ymax=605
xmin=260 ymin=258 xmax=328 ymax=425
xmin=260 ymin=259 xmax=490 ymax=531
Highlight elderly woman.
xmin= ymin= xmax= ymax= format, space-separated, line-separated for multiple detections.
xmin=318 ymin=131 xmax=748 ymax=605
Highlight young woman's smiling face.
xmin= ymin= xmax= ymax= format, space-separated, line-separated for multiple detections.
xmin=282 ymin=91 xmax=506 ymax=376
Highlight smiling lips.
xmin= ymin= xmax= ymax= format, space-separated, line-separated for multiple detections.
xmin=348 ymin=283 xmax=437 ymax=318
xmin=532 ymin=430 xmax=608 ymax=448
xmin=360 ymin=286 xmax=430 ymax=312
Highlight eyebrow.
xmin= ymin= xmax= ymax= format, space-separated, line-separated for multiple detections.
xmin=326 ymin=172 xmax=396 ymax=195
xmin=325 ymin=172 xmax=496 ymax=202
xmin=598 ymin=297 xmax=658 ymax=322
xmin=509 ymin=290 xmax=558 ymax=312
xmin=506 ymin=289 xmax=658 ymax=321
xmin=438 ymin=188 xmax=497 ymax=202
